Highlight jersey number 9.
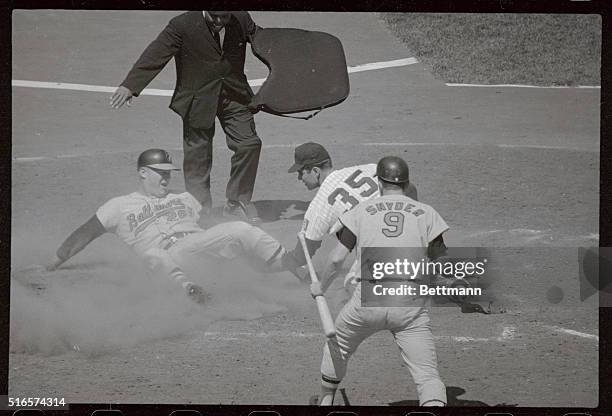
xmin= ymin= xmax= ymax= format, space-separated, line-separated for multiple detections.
xmin=382 ymin=212 xmax=405 ymax=237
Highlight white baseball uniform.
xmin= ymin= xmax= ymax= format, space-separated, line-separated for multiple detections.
xmin=319 ymin=194 xmax=448 ymax=406
xmin=68 ymin=191 xmax=284 ymax=279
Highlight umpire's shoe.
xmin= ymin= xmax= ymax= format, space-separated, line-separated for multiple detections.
xmin=223 ymin=200 xmax=262 ymax=224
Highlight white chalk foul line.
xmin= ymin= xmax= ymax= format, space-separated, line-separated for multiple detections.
xmin=347 ymin=57 xmax=419 ymax=73
xmin=203 ymin=325 xmax=517 ymax=343
xmin=365 ymin=142 xmax=596 ymax=152
xmin=11 ymin=57 xmax=419 ymax=95
xmin=362 ymin=142 xmax=453 ymax=146
xmin=546 ymin=325 xmax=599 ymax=341
xmin=204 ymin=325 xmax=598 ymax=343
xmin=9 ymin=81 xmax=177 ymax=97
xmin=14 ymin=156 xmax=48 ymax=162
xmin=12 ymin=141 xmax=596 ymax=163
xmin=11 ymin=80 xmax=116 ymax=94
xmin=13 ymin=59 xmax=600 ymax=94
xmin=446 ymin=83 xmax=600 ymax=89
xmin=204 ymin=330 xmax=320 ymax=339
xmin=498 ymin=143 xmax=594 ymax=151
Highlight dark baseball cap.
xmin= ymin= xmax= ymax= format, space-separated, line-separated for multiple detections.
xmin=137 ymin=149 xmax=180 ymax=171
xmin=288 ymin=142 xmax=331 ymax=173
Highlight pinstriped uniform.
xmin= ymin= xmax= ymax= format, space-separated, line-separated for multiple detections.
xmin=302 ymin=164 xmax=379 ymax=241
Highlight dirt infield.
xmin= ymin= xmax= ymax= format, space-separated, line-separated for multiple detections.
xmin=10 ymin=144 xmax=599 ymax=406
xmin=10 ymin=11 xmax=599 ymax=408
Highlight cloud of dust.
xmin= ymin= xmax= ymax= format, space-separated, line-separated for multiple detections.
xmin=10 ymin=236 xmax=313 ymax=357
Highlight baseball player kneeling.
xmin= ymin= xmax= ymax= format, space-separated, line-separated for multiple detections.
xmin=44 ymin=148 xmax=294 ymax=304
xmin=311 ymin=156 xmax=448 ymax=406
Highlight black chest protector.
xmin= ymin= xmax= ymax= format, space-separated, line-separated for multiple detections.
xmin=249 ymin=28 xmax=350 ymax=118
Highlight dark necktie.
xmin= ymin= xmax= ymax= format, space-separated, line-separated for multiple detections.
xmin=213 ymin=31 xmax=221 ymax=50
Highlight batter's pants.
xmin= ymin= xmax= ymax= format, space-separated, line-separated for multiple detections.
xmin=320 ymin=292 xmax=447 ymax=406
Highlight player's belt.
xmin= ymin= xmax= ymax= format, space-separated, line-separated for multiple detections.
xmin=162 ymin=232 xmax=194 ymax=250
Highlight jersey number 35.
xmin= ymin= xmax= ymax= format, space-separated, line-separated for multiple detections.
xmin=327 ymin=170 xmax=377 ymax=209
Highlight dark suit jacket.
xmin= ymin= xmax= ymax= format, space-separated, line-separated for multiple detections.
xmin=120 ymin=11 xmax=257 ymax=129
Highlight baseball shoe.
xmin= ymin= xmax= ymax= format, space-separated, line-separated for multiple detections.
xmin=186 ymin=283 xmax=212 ymax=305
xmin=308 ymin=395 xmax=320 ymax=406
xmin=222 ymin=200 xmax=262 ymax=224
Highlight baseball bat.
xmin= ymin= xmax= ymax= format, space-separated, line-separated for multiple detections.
xmin=298 ymin=232 xmax=336 ymax=338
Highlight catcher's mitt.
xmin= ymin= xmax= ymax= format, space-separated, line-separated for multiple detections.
xmin=460 ymin=302 xmax=490 ymax=314
xmin=186 ymin=283 xmax=211 ymax=305
xmin=461 ymin=301 xmax=506 ymax=314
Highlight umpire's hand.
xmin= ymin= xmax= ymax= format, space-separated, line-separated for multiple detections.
xmin=110 ymin=86 xmax=134 ymax=108
xmin=247 ymin=101 xmax=262 ymax=114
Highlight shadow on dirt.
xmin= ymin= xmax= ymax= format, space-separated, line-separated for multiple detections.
xmin=201 ymin=200 xmax=309 ymax=225
xmin=47 ymin=261 xmax=112 ymax=271
xmin=254 ymin=200 xmax=309 ymax=222
xmin=389 ymin=386 xmax=518 ymax=407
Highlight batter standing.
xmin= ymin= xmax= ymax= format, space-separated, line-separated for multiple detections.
xmin=310 ymin=156 xmax=448 ymax=406
xmin=45 ymin=149 xmax=292 ymax=304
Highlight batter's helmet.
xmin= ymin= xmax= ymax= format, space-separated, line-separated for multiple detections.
xmin=375 ymin=156 xmax=410 ymax=183
xmin=137 ymin=149 xmax=180 ymax=171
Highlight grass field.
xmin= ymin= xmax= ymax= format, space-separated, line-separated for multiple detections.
xmin=381 ymin=13 xmax=601 ymax=85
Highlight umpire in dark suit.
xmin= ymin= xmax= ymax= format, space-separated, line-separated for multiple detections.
xmin=111 ymin=11 xmax=262 ymax=223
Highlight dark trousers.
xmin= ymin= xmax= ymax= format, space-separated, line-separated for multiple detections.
xmin=182 ymin=94 xmax=262 ymax=209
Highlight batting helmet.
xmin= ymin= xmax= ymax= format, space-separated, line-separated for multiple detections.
xmin=137 ymin=149 xmax=180 ymax=171
xmin=375 ymin=156 xmax=410 ymax=183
